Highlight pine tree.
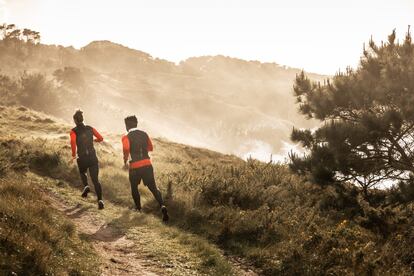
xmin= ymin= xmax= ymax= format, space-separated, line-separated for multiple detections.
xmin=290 ymin=28 xmax=414 ymax=198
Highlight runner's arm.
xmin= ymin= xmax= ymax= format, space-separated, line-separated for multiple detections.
xmin=70 ymin=130 xmax=77 ymax=158
xmin=122 ymin=135 xmax=130 ymax=164
xmin=92 ymin=128 xmax=103 ymax=142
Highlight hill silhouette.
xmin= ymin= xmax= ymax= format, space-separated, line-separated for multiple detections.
xmin=0 ymin=37 xmax=325 ymax=160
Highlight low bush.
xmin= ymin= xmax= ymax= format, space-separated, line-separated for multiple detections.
xmin=157 ymin=158 xmax=414 ymax=275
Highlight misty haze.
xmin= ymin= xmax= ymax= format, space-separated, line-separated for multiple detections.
xmin=1 ymin=1 xmax=414 ymax=276
xmin=2 ymin=38 xmax=326 ymax=161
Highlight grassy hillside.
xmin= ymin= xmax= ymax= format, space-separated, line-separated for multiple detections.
xmin=1 ymin=105 xmax=414 ymax=275
xmin=0 ymin=34 xmax=326 ymax=160
xmin=0 ymin=106 xmax=244 ymax=275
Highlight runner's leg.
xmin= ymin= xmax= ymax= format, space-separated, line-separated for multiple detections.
xmin=77 ymin=158 xmax=88 ymax=187
xmin=142 ymin=166 xmax=164 ymax=207
xmin=129 ymin=169 xmax=142 ymax=210
xmin=89 ymin=162 xmax=103 ymax=201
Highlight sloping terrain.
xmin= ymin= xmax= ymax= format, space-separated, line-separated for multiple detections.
xmin=2 ymin=105 xmax=414 ymax=275
xmin=0 ymin=105 xmax=256 ymax=275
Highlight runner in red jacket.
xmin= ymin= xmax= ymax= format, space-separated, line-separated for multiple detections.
xmin=70 ymin=110 xmax=105 ymax=210
xmin=122 ymin=115 xmax=169 ymax=222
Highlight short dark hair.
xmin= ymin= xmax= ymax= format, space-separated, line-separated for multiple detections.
xmin=124 ymin=115 xmax=138 ymax=129
xmin=73 ymin=110 xmax=83 ymax=125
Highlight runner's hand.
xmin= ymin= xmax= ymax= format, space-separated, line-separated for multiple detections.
xmin=123 ymin=162 xmax=129 ymax=171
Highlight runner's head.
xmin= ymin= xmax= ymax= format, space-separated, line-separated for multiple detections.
xmin=124 ymin=115 xmax=138 ymax=131
xmin=73 ymin=110 xmax=84 ymax=126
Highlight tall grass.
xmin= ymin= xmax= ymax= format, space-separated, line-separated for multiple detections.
xmin=153 ymin=159 xmax=414 ymax=275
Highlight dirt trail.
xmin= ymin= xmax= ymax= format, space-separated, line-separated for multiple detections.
xmin=48 ymin=196 xmax=162 ymax=276
xmin=44 ymin=189 xmax=259 ymax=276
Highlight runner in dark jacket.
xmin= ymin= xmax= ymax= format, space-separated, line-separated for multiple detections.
xmin=70 ymin=110 xmax=105 ymax=210
xmin=122 ymin=115 xmax=169 ymax=222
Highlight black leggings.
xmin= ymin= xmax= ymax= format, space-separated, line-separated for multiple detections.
xmin=77 ymin=157 xmax=102 ymax=201
xmin=129 ymin=165 xmax=163 ymax=209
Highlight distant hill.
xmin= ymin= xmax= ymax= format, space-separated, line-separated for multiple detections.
xmin=0 ymin=39 xmax=326 ymax=159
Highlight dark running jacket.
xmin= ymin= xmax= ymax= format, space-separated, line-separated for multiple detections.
xmin=70 ymin=124 xmax=103 ymax=158
xmin=122 ymin=128 xmax=153 ymax=169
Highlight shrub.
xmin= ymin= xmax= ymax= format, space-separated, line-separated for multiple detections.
xmin=17 ymin=72 xmax=62 ymax=115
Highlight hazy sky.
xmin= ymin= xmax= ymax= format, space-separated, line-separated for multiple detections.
xmin=1 ymin=0 xmax=413 ymax=74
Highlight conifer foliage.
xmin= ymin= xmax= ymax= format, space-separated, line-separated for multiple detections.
xmin=290 ymin=28 xmax=414 ymax=197
xmin=0 ymin=23 xmax=40 ymax=43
